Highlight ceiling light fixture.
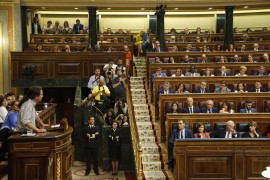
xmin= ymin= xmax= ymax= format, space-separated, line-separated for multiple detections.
xmin=208 ymin=7 xmax=213 ymax=10
xmin=74 ymin=7 xmax=79 ymax=10
xmin=244 ymin=6 xmax=248 ymax=9
xmin=107 ymin=8 xmax=111 ymax=10
xmin=141 ymin=8 xmax=145 ymax=10
xmin=174 ymin=8 xmax=179 ymax=10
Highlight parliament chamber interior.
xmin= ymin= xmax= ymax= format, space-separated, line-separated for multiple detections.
xmin=1 ymin=0 xmax=270 ymax=179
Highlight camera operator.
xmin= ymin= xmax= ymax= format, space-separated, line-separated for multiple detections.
xmin=92 ymin=78 xmax=110 ymax=114
xmin=115 ymin=59 xmax=126 ymax=75
xmin=103 ymin=59 xmax=117 ymax=78
xmin=114 ymin=99 xmax=128 ymax=116
xmin=112 ymin=69 xmax=127 ymax=102
xmin=105 ymin=70 xmax=115 ymax=107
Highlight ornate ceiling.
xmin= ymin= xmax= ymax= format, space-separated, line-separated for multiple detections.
xmin=18 ymin=0 xmax=270 ymax=11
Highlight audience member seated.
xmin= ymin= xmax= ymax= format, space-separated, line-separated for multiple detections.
xmin=175 ymin=83 xmax=189 ymax=94
xmin=0 ymin=100 xmax=19 ymax=156
xmin=171 ymin=68 xmax=184 ymax=77
xmin=63 ymin=21 xmax=70 ymax=34
xmin=195 ymin=27 xmax=202 ymax=34
xmin=104 ymin=108 xmax=115 ymax=126
xmin=235 ymin=66 xmax=248 ymax=76
xmin=239 ymin=44 xmax=247 ymax=51
xmin=214 ymin=44 xmax=222 ymax=52
xmin=0 ymin=95 xmax=8 ymax=123
xmin=114 ymin=99 xmax=128 ymax=116
xmin=202 ymin=68 xmax=215 ymax=77
xmin=247 ymin=54 xmax=256 ymax=63
xmin=181 ymin=55 xmax=192 ymax=63
xmin=152 ymin=57 xmax=163 ymax=64
xmin=167 ymin=102 xmax=181 ymax=114
xmin=182 ymin=97 xmax=200 ymax=113
xmin=185 ymin=65 xmax=201 ymax=77
xmin=231 ymin=54 xmax=240 ymax=63
xmin=52 ymin=20 xmax=63 ymax=34
xmin=214 ymin=81 xmax=231 ymax=93
xmin=200 ymin=99 xmax=218 ymax=113
xmin=254 ymin=66 xmax=268 ymax=76
xmin=194 ymin=123 xmax=210 ymax=138
xmin=151 ymin=67 xmax=166 ymax=84
xmin=242 ymin=33 xmax=250 ymax=41
xmin=112 ymin=69 xmax=127 ymax=102
xmin=115 ymin=28 xmax=125 ymax=34
xmin=218 ymin=56 xmax=228 ymax=63
xmin=179 ymin=36 xmax=187 ymax=42
xmin=242 ymin=121 xmax=262 ymax=138
xmin=248 ymin=81 xmax=267 ymax=92
xmin=194 ymin=81 xmax=210 ymax=93
xmin=234 ymin=27 xmax=240 ymax=33
xmin=35 ymin=44 xmax=45 ymax=52
xmin=104 ymin=28 xmax=113 ymax=35
xmin=184 ymin=28 xmax=191 ymax=34
xmin=219 ymin=101 xmax=234 ymax=113
xmin=31 ymin=17 xmax=42 ymax=34
xmin=235 ymin=82 xmax=247 ymax=93
xmin=239 ymin=99 xmax=257 ymax=113
xmin=197 ymin=54 xmax=208 ymax=63
xmin=43 ymin=20 xmax=53 ymax=34
xmin=253 ymin=43 xmax=259 ymax=51
xmin=157 ymin=81 xmax=175 ymax=101
xmin=185 ymin=44 xmax=192 ymax=52
xmin=52 ymin=45 xmax=61 ymax=52
xmin=210 ymin=120 xmax=239 ymax=138
xmin=64 ymin=45 xmax=71 ymax=52
xmin=73 ymin=19 xmax=84 ymax=34
xmin=218 ymin=66 xmax=231 ymax=76
xmin=170 ymin=46 xmax=178 ymax=52
xmin=262 ymin=27 xmax=268 ymax=32
xmin=170 ymin=36 xmax=176 ymax=43
xmin=262 ymin=53 xmax=269 ymax=62
xmin=167 ymin=119 xmax=193 ymax=170
xmin=226 ymin=44 xmax=236 ymax=52
xmin=168 ymin=57 xmax=175 ymax=63
xmin=202 ymin=45 xmax=210 ymax=52
xmin=169 ymin=28 xmax=177 ymax=35
xmin=152 ymin=41 xmax=161 ymax=52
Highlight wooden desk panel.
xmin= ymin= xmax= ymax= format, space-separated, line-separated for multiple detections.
xmin=174 ymin=139 xmax=270 ymax=180
xmin=8 ymin=127 xmax=73 ymax=180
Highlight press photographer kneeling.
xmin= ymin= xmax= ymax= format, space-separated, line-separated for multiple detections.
xmin=92 ymin=78 xmax=111 ymax=114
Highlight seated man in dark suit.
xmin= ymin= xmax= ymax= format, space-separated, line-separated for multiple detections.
xmin=254 ymin=66 xmax=268 ymax=76
xmin=210 ymin=120 xmax=239 ymax=138
xmin=194 ymin=81 xmax=210 ymax=93
xmin=167 ymin=119 xmax=193 ymax=171
xmin=182 ymin=97 xmax=201 ymax=113
xmin=214 ymin=80 xmax=231 ymax=93
xmin=180 ymin=55 xmax=192 ymax=63
xmin=218 ymin=66 xmax=231 ymax=76
xmin=240 ymin=99 xmax=257 ymax=113
xmin=201 ymin=99 xmax=219 ymax=113
xmin=157 ymin=81 xmax=175 ymax=101
xmin=248 ymin=81 xmax=267 ymax=92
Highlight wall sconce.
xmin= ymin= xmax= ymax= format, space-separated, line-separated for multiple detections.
xmin=22 ymin=65 xmax=35 ymax=78
xmin=262 ymin=167 xmax=270 ymax=179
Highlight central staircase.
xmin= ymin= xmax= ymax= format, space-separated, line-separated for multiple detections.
xmin=129 ymin=57 xmax=173 ymax=180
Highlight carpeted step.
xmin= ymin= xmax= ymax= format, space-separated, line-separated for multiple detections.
xmin=130 ymin=84 xmax=145 ymax=89
xmin=133 ymin=104 xmax=149 ymax=111
xmin=136 ymin=122 xmax=153 ymax=130
xmin=132 ymin=99 xmax=147 ymax=104
xmin=130 ymin=76 xmax=144 ymax=81
xmin=141 ymin=143 xmax=160 ymax=154
xmin=134 ymin=110 xmax=149 ymax=116
xmin=138 ymin=130 xmax=154 ymax=136
xmin=134 ymin=115 xmax=151 ymax=122
xmin=141 ymin=154 xmax=161 ymax=162
xmin=142 ymin=161 xmax=162 ymax=171
xmin=139 ymin=136 xmax=156 ymax=143
xmin=143 ymin=170 xmax=168 ymax=180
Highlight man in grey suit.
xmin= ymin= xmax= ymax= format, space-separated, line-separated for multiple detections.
xmin=152 ymin=67 xmax=167 ymax=84
xmin=240 ymin=100 xmax=257 ymax=113
xmin=214 ymin=81 xmax=231 ymax=93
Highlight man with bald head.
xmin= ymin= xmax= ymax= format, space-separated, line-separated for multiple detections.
xmin=210 ymin=120 xmax=239 ymax=138
xmin=92 ymin=78 xmax=110 ymax=113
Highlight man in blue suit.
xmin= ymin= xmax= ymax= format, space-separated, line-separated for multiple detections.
xmin=200 ymin=99 xmax=219 ymax=113
xmin=218 ymin=66 xmax=231 ymax=76
xmin=73 ymin=19 xmax=84 ymax=34
xmin=167 ymin=119 xmax=193 ymax=171
xmin=151 ymin=67 xmax=167 ymax=84
xmin=182 ymin=97 xmax=201 ymax=113
xmin=240 ymin=100 xmax=257 ymax=113
xmin=157 ymin=81 xmax=175 ymax=101
xmin=210 ymin=120 xmax=239 ymax=138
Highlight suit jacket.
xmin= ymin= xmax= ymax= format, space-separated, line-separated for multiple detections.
xmin=152 ymin=73 xmax=167 ymax=83
xmin=157 ymin=88 xmax=175 ymax=101
xmin=185 ymin=72 xmax=201 ymax=77
xmin=200 ymin=107 xmax=219 ymax=113
xmin=194 ymin=88 xmax=210 ymax=93
xmin=218 ymin=72 xmax=231 ymax=76
xmin=152 ymin=47 xmax=161 ymax=52
xmin=214 ymin=87 xmax=231 ymax=93
xmin=248 ymin=87 xmax=267 ymax=92
xmin=242 ymin=131 xmax=262 ymax=138
xmin=210 ymin=129 xmax=239 ymax=138
xmin=84 ymin=124 xmax=100 ymax=148
xmin=169 ymin=128 xmax=193 ymax=145
xmin=254 ymin=72 xmax=268 ymax=76
xmin=182 ymin=106 xmax=201 ymax=113
xmin=73 ymin=24 xmax=84 ymax=34
xmin=239 ymin=108 xmax=257 ymax=113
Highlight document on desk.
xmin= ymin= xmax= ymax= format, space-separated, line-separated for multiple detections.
xmin=21 ymin=133 xmax=36 ymax=137
xmin=51 ymin=124 xmax=60 ymax=128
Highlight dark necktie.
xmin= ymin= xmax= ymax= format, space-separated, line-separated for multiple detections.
xmin=208 ymin=109 xmax=211 ymax=113
xmin=180 ymin=131 xmax=183 ymax=139
xmin=201 ymin=89 xmax=204 ymax=93
xmin=189 ymin=107 xmax=193 ymax=113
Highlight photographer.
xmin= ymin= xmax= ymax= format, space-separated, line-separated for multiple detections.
xmin=114 ymin=99 xmax=128 ymax=116
xmin=103 ymin=59 xmax=116 ymax=78
xmin=87 ymin=67 xmax=105 ymax=92
xmin=112 ymin=69 xmax=127 ymax=102
xmin=105 ymin=70 xmax=115 ymax=107
xmin=92 ymin=78 xmax=110 ymax=114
